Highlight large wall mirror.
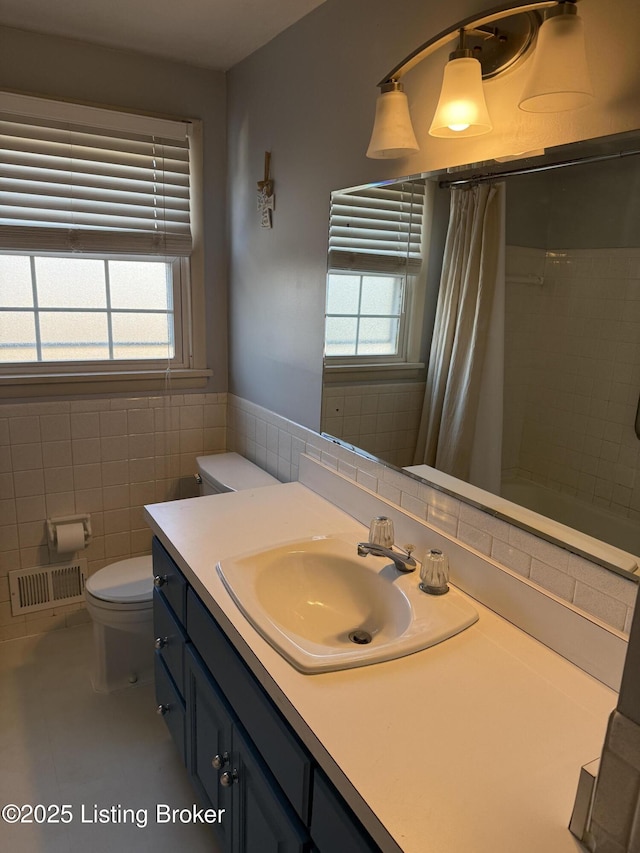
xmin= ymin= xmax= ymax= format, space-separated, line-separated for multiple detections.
xmin=322 ymin=130 xmax=640 ymax=580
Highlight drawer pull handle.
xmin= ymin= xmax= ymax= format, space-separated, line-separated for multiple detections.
xmin=220 ymin=770 xmax=239 ymax=787
xmin=154 ymin=637 xmax=168 ymax=650
xmin=156 ymin=704 xmax=170 ymax=716
xmin=153 ymin=575 xmax=168 ymax=588
xmin=212 ymin=752 xmax=229 ymax=770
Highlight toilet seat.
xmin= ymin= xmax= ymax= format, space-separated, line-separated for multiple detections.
xmin=84 ymin=589 xmax=153 ymax=613
xmin=85 ymin=556 xmax=153 ymax=605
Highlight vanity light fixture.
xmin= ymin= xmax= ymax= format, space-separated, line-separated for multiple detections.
xmin=366 ymin=0 xmax=591 ymax=159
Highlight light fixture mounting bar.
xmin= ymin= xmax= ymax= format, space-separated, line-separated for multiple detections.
xmin=377 ymin=0 xmax=561 ymax=86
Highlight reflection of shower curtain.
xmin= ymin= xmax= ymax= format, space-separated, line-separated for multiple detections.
xmin=413 ymin=182 xmax=505 ymax=492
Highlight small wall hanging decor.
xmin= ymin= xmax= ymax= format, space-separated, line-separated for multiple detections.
xmin=257 ymin=151 xmax=275 ymax=228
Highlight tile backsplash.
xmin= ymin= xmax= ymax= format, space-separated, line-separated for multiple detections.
xmin=0 ymin=392 xmax=226 ymax=640
xmin=227 ymin=394 xmax=637 ymax=636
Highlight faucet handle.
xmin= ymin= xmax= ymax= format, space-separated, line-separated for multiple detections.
xmin=369 ymin=516 xmax=394 ymax=548
xmin=419 ymin=548 xmax=450 ymax=595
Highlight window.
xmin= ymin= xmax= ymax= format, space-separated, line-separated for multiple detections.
xmin=0 ymin=255 xmax=180 ymax=363
xmin=325 ymin=272 xmax=405 ymax=358
xmin=324 ymin=182 xmax=426 ymax=368
xmin=0 ymin=91 xmax=208 ymax=396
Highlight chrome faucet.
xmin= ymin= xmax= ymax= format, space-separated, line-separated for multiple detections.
xmin=357 ymin=541 xmax=417 ymax=573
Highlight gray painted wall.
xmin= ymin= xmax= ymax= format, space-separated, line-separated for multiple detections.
xmin=0 ymin=25 xmax=228 ymax=392
xmin=226 ymin=0 xmax=640 ymax=431
xmin=507 ymin=156 xmax=640 ymax=250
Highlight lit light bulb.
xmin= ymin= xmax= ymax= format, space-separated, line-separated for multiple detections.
xmin=429 ymin=56 xmax=492 ymax=138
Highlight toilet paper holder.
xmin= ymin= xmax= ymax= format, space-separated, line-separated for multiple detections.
xmin=47 ymin=514 xmax=92 ymax=553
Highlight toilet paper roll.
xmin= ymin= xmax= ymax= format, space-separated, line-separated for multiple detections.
xmin=55 ymin=522 xmax=86 ymax=554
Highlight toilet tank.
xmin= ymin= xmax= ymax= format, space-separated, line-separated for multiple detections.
xmin=196 ymin=452 xmax=279 ymax=495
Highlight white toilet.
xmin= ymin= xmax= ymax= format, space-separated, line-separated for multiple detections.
xmin=85 ymin=452 xmax=278 ymax=693
xmin=84 ymin=556 xmax=155 ymax=693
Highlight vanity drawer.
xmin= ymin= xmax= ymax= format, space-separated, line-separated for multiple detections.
xmin=153 ymin=589 xmax=188 ymax=697
xmin=152 ymin=537 xmax=187 ymax=625
xmin=311 ymin=771 xmax=379 ymax=853
xmin=187 ymin=588 xmax=313 ymax=823
xmin=155 ymin=653 xmax=186 ymax=764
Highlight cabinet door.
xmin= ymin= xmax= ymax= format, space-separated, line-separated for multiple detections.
xmin=311 ymin=771 xmax=380 ymax=853
xmin=232 ymin=723 xmax=309 ymax=853
xmin=185 ymin=646 xmax=234 ymax=853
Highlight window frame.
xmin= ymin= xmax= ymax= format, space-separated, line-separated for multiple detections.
xmin=0 ymin=94 xmax=209 ymax=399
xmin=0 ymin=254 xmax=187 ymax=368
xmin=323 ymin=180 xmax=429 ymax=379
xmin=324 ymin=269 xmax=411 ymax=365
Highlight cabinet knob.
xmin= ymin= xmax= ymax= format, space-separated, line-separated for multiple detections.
xmin=211 ymin=752 xmax=229 ymax=770
xmin=220 ymin=770 xmax=239 ymax=787
xmin=156 ymin=704 xmax=169 ymax=716
xmin=153 ymin=575 xmax=167 ymax=588
xmin=154 ymin=637 xmax=167 ymax=650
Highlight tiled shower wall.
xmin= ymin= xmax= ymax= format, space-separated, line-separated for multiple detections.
xmin=227 ymin=394 xmax=637 ymax=635
xmin=321 ymin=381 xmax=425 ymax=468
xmin=0 ymin=392 xmax=226 ymax=640
xmin=504 ymin=245 xmax=640 ymax=520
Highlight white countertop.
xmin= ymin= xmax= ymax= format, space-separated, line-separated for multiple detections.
xmin=145 ymin=482 xmax=616 ymax=853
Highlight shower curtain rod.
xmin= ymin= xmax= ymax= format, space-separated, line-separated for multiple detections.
xmin=439 ymin=147 xmax=640 ymax=188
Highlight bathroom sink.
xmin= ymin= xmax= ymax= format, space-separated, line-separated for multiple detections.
xmin=216 ymin=535 xmax=478 ymax=673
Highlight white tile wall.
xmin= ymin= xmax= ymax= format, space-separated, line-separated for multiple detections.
xmin=505 ymin=246 xmax=640 ymax=524
xmin=1 ymin=389 xmax=635 ymax=642
xmin=321 ymin=381 xmax=424 ymax=467
xmin=227 ymin=394 xmax=637 ymax=634
xmin=0 ymin=392 xmax=226 ymax=641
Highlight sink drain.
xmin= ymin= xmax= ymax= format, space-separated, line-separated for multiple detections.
xmin=348 ymin=629 xmax=372 ymax=645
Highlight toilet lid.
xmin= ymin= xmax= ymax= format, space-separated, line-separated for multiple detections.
xmin=85 ymin=556 xmax=153 ymax=604
xmin=196 ymin=452 xmax=278 ymax=491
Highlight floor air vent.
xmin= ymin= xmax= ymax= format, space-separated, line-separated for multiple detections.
xmin=9 ymin=560 xmax=87 ymax=616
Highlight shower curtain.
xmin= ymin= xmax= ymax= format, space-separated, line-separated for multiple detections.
xmin=413 ymin=182 xmax=505 ymax=492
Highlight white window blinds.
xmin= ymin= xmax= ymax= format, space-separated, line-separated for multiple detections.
xmin=328 ymin=182 xmax=425 ymax=274
xmin=0 ymin=92 xmax=192 ymax=256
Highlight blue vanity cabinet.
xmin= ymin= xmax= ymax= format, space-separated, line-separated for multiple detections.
xmin=153 ymin=588 xmax=187 ymax=694
xmin=231 ymin=722 xmax=310 ymax=853
xmin=153 ymin=539 xmax=188 ymax=765
xmin=186 ymin=645 xmax=310 ymax=853
xmin=311 ymin=770 xmax=382 ymax=853
xmin=152 ymin=536 xmax=187 ymax=623
xmin=151 ymin=536 xmax=382 ymax=853
xmin=154 ymin=652 xmax=186 ymax=763
xmin=184 ymin=645 xmax=234 ymax=853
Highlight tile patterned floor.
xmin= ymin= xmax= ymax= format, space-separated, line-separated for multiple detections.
xmin=0 ymin=623 xmax=220 ymax=852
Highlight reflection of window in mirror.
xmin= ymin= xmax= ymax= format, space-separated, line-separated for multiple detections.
xmin=324 ymin=182 xmax=431 ymax=371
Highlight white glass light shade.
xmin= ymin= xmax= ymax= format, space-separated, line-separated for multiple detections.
xmin=429 ymin=56 xmax=492 ymax=138
xmin=366 ymin=89 xmax=419 ymax=159
xmin=519 ymin=12 xmax=593 ymax=112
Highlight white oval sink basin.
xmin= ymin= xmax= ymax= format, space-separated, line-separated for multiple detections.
xmin=254 ymin=548 xmax=412 ymax=646
xmin=216 ymin=535 xmax=479 ymax=673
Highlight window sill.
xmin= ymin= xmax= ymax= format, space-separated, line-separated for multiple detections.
xmin=323 ymin=362 xmax=426 ymax=384
xmin=0 ymin=368 xmax=213 ymax=400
